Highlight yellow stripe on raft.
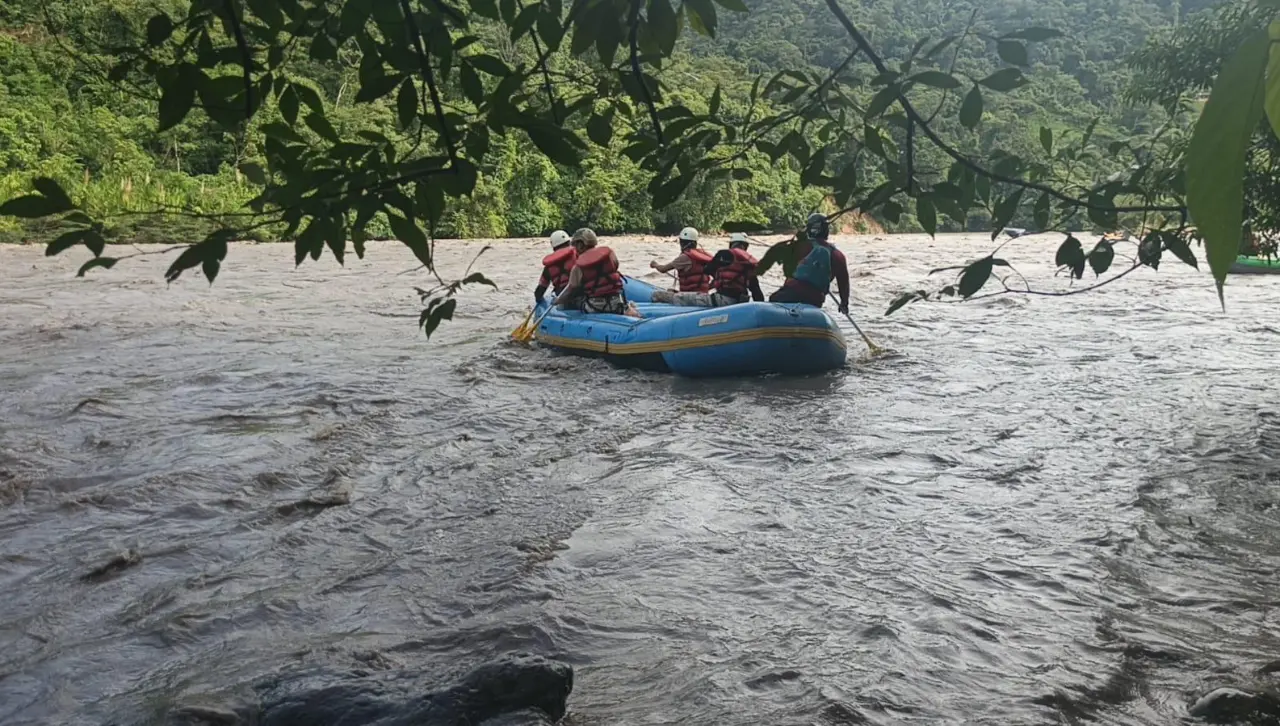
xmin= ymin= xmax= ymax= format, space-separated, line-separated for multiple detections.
xmin=537 ymin=325 xmax=848 ymax=355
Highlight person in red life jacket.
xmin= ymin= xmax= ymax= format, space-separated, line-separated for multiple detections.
xmin=556 ymin=228 xmax=634 ymax=315
xmin=533 ymin=230 xmax=575 ymax=304
xmin=653 ymin=233 xmax=764 ymax=307
xmin=767 ymin=213 xmax=850 ymax=313
xmin=650 ymin=227 xmax=712 ymax=293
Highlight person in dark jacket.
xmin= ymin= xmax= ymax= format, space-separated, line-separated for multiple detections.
xmin=767 ymin=213 xmax=850 ymax=313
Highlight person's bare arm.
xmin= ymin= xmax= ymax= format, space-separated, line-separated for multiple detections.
xmin=652 ymin=253 xmax=690 ymax=273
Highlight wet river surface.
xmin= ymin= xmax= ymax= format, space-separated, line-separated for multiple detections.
xmin=2 ymin=234 xmax=1279 ymax=725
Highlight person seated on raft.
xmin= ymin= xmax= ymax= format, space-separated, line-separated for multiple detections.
xmin=556 ymin=228 xmax=637 ymax=316
xmin=533 ymin=230 xmax=575 ymax=304
xmin=650 ymin=233 xmax=765 ymax=307
xmin=650 ymin=227 xmax=713 ymax=293
xmin=767 ymin=213 xmax=850 ymax=315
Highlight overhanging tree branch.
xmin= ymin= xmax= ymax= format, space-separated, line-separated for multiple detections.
xmin=400 ymin=0 xmax=458 ymax=164
xmin=224 ymin=0 xmax=254 ymax=121
xmin=629 ymin=0 xmax=664 ymax=145
xmin=822 ymin=0 xmax=1185 ymax=216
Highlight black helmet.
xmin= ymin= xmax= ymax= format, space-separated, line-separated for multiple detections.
xmin=805 ymin=213 xmax=830 ymax=242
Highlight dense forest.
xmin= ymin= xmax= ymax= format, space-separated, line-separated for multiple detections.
xmin=0 ymin=0 xmax=1218 ymax=245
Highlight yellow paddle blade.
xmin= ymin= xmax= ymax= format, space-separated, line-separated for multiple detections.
xmin=509 ymin=307 xmax=535 ymax=341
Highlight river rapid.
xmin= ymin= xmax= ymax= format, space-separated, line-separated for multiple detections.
xmin=1 ymin=233 xmax=1279 ymax=725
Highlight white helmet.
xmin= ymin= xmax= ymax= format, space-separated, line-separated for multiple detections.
xmin=549 ymin=230 xmax=570 ymax=249
xmin=678 ymin=227 xmax=699 ymax=246
xmin=729 ymin=232 xmax=748 ymax=244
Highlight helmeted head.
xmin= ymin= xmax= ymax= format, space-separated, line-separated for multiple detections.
xmin=805 ymin=213 xmax=830 ymax=243
xmin=549 ymin=230 xmax=571 ymax=250
xmin=571 ymin=228 xmax=598 ymax=252
xmin=678 ymin=226 xmax=699 ymax=250
xmin=728 ymin=232 xmax=749 ymax=251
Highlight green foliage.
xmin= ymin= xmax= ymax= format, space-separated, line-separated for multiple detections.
xmin=0 ymin=0 xmax=1269 ymax=329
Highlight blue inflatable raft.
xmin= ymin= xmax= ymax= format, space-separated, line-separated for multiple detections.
xmin=530 ymin=276 xmax=847 ymax=377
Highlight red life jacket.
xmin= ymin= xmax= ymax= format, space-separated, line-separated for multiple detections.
xmin=542 ymin=246 xmax=577 ymax=293
xmin=713 ymin=248 xmax=759 ymax=297
xmin=575 ymin=246 xmax=623 ymax=298
xmin=678 ymin=247 xmax=713 ymax=292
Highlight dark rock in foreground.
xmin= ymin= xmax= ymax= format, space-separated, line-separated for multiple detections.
xmin=169 ymin=654 xmax=572 ymax=726
xmin=1189 ymin=686 xmax=1280 ymax=724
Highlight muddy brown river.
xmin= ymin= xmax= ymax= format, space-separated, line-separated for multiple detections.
xmin=1 ymin=234 xmax=1279 ymax=725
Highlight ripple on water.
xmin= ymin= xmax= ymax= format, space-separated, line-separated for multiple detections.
xmin=0 ymin=237 xmax=1278 ymax=725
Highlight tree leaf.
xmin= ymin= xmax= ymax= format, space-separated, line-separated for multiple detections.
xmin=1164 ymin=230 xmax=1199 ymax=270
xmin=538 ymin=0 xmax=564 ymax=51
xmin=462 ymin=271 xmax=498 ymax=288
xmin=1055 ymin=235 xmax=1085 ymax=268
xmin=309 ymin=33 xmax=338 ymax=61
xmin=959 ymin=85 xmax=983 ymax=129
xmin=397 ymin=80 xmax=418 ymax=130
xmin=997 ymin=40 xmax=1029 ymax=67
xmin=1138 ymin=234 xmax=1162 ymax=270
xmin=1034 ymin=191 xmax=1050 ymax=230
xmin=652 ymin=174 xmax=693 ymax=208
xmin=31 ymin=178 xmax=72 ymax=212
xmin=865 ymin=85 xmax=898 ymax=119
xmin=158 ymin=65 xmax=199 ymax=131
xmin=166 ymin=231 xmax=231 ymax=283
xmin=1039 ymin=126 xmax=1053 ymax=156
xmin=958 ymin=256 xmax=994 ymax=298
xmin=648 ymin=0 xmax=679 ymax=56
xmin=468 ymin=54 xmax=510 ymax=77
xmin=305 ymin=111 xmax=340 ymax=142
xmin=460 ymin=64 xmax=484 ymax=105
xmin=587 ymin=111 xmax=614 ymax=146
xmin=990 ymin=189 xmax=1024 ymax=238
xmin=884 ymin=291 xmax=920 ymax=316
xmin=881 ymin=201 xmax=903 ymax=224
xmin=279 ymin=85 xmax=299 ymax=125
xmin=979 ymin=68 xmax=1027 ymax=92
xmin=1087 ymin=201 xmax=1117 ymax=230
xmin=239 ymin=162 xmax=267 ymax=185
xmin=925 ymin=36 xmax=958 ymax=60
xmin=0 ymin=194 xmax=58 ymax=218
xmin=511 ymin=3 xmax=540 ymax=41
xmin=46 ymin=229 xmax=88 ymax=256
xmin=440 ymin=158 xmax=479 ymax=198
xmin=469 ymin=0 xmax=500 ymax=20
xmin=146 ymin=13 xmax=174 ymax=46
xmin=293 ymin=83 xmax=324 ymax=113
xmin=520 ymin=123 xmax=583 ymax=165
xmin=909 ymin=71 xmax=962 ymax=90
xmin=355 ymin=73 xmax=401 ymax=103
xmin=77 ymin=257 xmax=118 ymax=277
xmin=1087 ymin=240 xmax=1115 ymax=276
xmin=1001 ymin=27 xmax=1063 ymax=42
xmin=709 ymin=84 xmax=722 ymax=116
xmin=389 ymin=214 xmax=432 ymax=268
xmin=685 ymin=0 xmax=718 ymax=38
xmin=1187 ymin=31 xmax=1269 ymax=301
xmin=918 ymin=195 xmax=937 ymax=236
xmin=1265 ymin=22 xmax=1280 ymax=155
xmin=325 ymin=222 xmax=346 ymax=266
xmin=420 ymin=297 xmax=456 ymax=339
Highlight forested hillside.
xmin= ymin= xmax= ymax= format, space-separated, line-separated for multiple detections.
xmin=0 ymin=0 xmax=1213 ymax=244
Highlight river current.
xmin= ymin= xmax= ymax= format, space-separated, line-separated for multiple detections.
xmin=1 ymin=234 xmax=1278 ymax=725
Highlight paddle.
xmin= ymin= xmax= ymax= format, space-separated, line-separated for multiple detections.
xmin=827 ymin=291 xmax=887 ymax=357
xmin=513 ymin=292 xmax=563 ymax=344
xmin=509 ymin=305 xmax=536 ymax=341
